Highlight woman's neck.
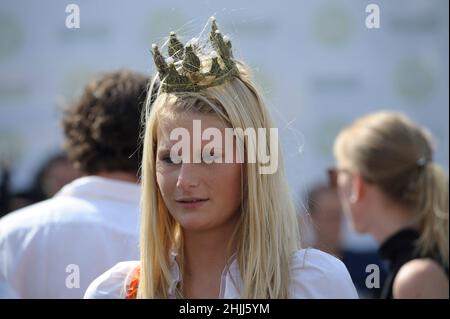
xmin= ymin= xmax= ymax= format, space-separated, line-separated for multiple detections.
xmin=181 ymin=216 xmax=239 ymax=298
xmin=369 ymin=203 xmax=417 ymax=244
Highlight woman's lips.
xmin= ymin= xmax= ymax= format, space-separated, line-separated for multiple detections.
xmin=175 ymin=198 xmax=209 ymax=209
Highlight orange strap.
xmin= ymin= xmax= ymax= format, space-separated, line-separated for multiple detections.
xmin=126 ymin=265 xmax=141 ymax=299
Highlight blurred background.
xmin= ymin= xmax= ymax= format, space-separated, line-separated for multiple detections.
xmin=0 ymin=0 xmax=448 ymax=293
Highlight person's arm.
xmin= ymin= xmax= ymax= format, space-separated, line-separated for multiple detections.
xmin=393 ymin=259 xmax=449 ymax=299
xmin=0 ymin=223 xmax=21 ymax=298
xmin=0 ymin=277 xmax=19 ymax=299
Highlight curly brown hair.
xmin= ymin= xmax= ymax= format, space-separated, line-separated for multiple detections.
xmin=62 ymin=69 xmax=149 ymax=175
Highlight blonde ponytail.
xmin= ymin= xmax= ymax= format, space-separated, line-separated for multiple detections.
xmin=415 ymin=163 xmax=449 ymax=267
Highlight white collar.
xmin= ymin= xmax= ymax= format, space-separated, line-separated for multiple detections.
xmin=55 ymin=176 xmax=140 ymax=204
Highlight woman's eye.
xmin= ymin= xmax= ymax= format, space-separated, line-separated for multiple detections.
xmin=159 ymin=154 xmax=179 ymax=164
xmin=162 ymin=156 xmax=174 ymax=164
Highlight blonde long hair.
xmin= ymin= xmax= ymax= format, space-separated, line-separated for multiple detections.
xmin=334 ymin=111 xmax=449 ymax=267
xmin=137 ymin=60 xmax=301 ymax=298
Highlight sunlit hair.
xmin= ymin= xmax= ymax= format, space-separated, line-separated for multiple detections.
xmin=137 ymin=55 xmax=301 ymax=298
xmin=334 ymin=111 xmax=449 ymax=267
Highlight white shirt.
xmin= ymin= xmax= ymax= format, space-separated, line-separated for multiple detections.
xmin=84 ymin=248 xmax=359 ymax=299
xmin=0 ymin=176 xmax=140 ymax=298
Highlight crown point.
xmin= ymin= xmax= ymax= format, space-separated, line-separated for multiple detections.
xmin=210 ymin=17 xmax=219 ymax=35
xmin=170 ymin=31 xmax=175 ymax=36
xmin=215 ymin=30 xmax=221 ymax=35
xmin=210 ymin=16 xmax=216 ymax=22
xmin=168 ymin=32 xmax=184 ymax=60
xmin=223 ymin=35 xmax=230 ymax=42
xmin=152 ymin=43 xmax=157 ymax=49
xmin=210 ymin=50 xmax=218 ymax=59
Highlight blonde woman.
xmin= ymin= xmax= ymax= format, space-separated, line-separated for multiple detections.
xmin=331 ymin=111 xmax=449 ymax=299
xmin=85 ymin=18 xmax=358 ymax=299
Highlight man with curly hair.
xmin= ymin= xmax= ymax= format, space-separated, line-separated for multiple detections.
xmin=0 ymin=69 xmax=149 ymax=298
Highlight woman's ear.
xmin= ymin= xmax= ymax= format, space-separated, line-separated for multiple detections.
xmin=350 ymin=173 xmax=365 ymax=204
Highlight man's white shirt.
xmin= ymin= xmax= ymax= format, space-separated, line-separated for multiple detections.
xmin=0 ymin=176 xmax=140 ymax=298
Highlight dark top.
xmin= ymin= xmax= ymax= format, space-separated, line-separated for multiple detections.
xmin=378 ymin=228 xmax=449 ymax=299
xmin=342 ymin=250 xmax=388 ymax=299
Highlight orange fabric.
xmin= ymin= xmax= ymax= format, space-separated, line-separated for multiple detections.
xmin=126 ymin=265 xmax=141 ymax=299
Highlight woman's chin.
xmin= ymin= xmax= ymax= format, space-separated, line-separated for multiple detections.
xmin=180 ymin=222 xmax=213 ymax=232
xmin=176 ymin=214 xmax=213 ymax=232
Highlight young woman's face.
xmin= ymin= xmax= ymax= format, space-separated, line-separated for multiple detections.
xmin=155 ymin=111 xmax=243 ymax=232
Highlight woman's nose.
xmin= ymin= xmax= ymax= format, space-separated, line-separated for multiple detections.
xmin=176 ymin=163 xmax=200 ymax=190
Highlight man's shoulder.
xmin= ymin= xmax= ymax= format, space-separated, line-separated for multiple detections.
xmin=0 ymin=196 xmax=100 ymax=239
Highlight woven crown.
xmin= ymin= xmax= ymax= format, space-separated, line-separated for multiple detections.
xmin=151 ymin=17 xmax=239 ymax=93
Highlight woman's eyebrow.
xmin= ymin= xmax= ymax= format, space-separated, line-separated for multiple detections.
xmin=156 ymin=147 xmax=170 ymax=154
